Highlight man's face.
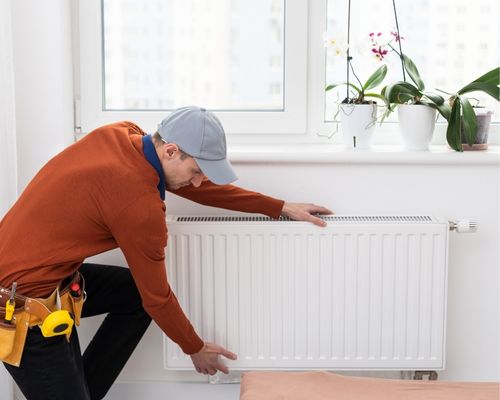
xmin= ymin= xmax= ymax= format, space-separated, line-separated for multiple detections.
xmin=160 ymin=144 xmax=205 ymax=190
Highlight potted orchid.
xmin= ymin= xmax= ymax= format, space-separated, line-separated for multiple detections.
xmin=373 ymin=0 xmax=447 ymax=151
xmin=436 ymin=67 xmax=499 ymax=151
xmin=376 ymin=26 xmax=446 ymax=151
xmin=382 ymin=54 xmax=447 ymax=150
xmin=324 ymin=33 xmax=388 ymax=150
xmin=385 ymin=61 xmax=499 ymax=151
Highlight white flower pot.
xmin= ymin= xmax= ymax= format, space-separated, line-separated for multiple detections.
xmin=340 ymin=104 xmax=377 ymax=150
xmin=398 ymin=104 xmax=436 ymax=151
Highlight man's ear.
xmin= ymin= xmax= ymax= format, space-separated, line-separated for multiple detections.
xmin=162 ymin=143 xmax=179 ymax=159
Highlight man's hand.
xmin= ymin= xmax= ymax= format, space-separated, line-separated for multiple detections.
xmin=190 ymin=342 xmax=238 ymax=375
xmin=281 ymin=202 xmax=333 ymax=227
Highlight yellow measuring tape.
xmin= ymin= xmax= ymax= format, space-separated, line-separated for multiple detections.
xmin=40 ymin=287 xmax=74 ymax=337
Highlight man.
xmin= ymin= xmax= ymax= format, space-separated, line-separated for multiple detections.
xmin=0 ymin=106 xmax=332 ymax=399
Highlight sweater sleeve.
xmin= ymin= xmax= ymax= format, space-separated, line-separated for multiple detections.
xmin=170 ymin=178 xmax=285 ymax=219
xmin=109 ymin=194 xmax=204 ymax=355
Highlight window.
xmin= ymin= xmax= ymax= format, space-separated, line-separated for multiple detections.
xmin=76 ymin=0 xmax=308 ymax=135
xmin=76 ymin=0 xmax=498 ymax=144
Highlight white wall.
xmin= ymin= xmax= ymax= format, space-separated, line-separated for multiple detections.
xmin=5 ymin=1 xmax=74 ymax=399
xmin=10 ymin=0 xmax=74 ymax=192
xmin=0 ymin=0 xmax=17 ymax=215
xmin=5 ymin=1 xmax=500 ymax=399
xmin=0 ymin=0 xmax=17 ymax=398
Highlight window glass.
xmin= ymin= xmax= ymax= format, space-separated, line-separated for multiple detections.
xmin=102 ymin=0 xmax=285 ymax=111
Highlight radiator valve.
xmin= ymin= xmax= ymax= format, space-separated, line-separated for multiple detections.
xmin=449 ymin=219 xmax=477 ymax=233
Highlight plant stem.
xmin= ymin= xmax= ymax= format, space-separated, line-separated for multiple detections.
xmin=346 ymin=0 xmax=351 ymax=100
xmin=349 ymin=62 xmax=364 ymax=100
xmin=387 ymin=43 xmax=401 ymax=57
xmin=392 ymin=0 xmax=406 ymax=82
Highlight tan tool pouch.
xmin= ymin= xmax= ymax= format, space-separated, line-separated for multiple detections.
xmin=0 ymin=297 xmax=32 ymax=367
xmin=0 ymin=272 xmax=85 ymax=367
xmin=0 ymin=320 xmax=16 ymax=360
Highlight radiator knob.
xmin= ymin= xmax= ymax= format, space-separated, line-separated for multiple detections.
xmin=450 ymin=219 xmax=478 ymax=233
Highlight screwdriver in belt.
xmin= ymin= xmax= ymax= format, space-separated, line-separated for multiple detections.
xmin=4 ymin=281 xmax=17 ymax=324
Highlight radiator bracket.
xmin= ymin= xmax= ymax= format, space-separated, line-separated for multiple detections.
xmin=413 ymin=371 xmax=438 ymax=380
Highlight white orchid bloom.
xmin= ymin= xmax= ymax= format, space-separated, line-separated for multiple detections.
xmin=323 ymin=31 xmax=348 ymax=57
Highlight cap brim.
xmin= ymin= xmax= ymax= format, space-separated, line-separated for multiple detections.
xmin=195 ymin=157 xmax=238 ymax=185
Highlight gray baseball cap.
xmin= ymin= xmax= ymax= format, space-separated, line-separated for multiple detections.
xmin=157 ymin=106 xmax=237 ymax=185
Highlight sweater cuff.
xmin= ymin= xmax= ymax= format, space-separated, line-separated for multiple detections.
xmin=180 ymin=334 xmax=205 ymax=355
xmin=263 ymin=197 xmax=285 ymax=220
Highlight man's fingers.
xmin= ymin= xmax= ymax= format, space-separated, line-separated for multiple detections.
xmin=191 ymin=343 xmax=237 ymax=376
xmin=219 ymin=348 xmax=238 ymax=360
xmin=207 ymin=343 xmax=237 ymax=360
xmin=308 ymin=214 xmax=327 ymax=227
xmin=216 ymin=361 xmax=230 ymax=374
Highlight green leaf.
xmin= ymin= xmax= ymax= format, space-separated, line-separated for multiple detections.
xmin=460 ymin=96 xmax=478 ymax=147
xmin=461 ymin=67 xmax=500 ymax=89
xmin=402 ymin=54 xmax=425 ymax=91
xmin=446 ymin=100 xmax=463 ymax=151
xmin=433 ymin=102 xmax=452 ymax=121
xmin=363 ymin=65 xmax=388 ymax=91
xmin=325 ymin=82 xmax=362 ymax=94
xmin=423 ymin=93 xmax=445 ymax=105
xmin=396 ymin=92 xmax=416 ymax=104
xmin=457 ymin=81 xmax=499 ymax=101
xmin=347 ymin=83 xmax=362 ymax=94
xmin=384 ymin=81 xmax=421 ymax=105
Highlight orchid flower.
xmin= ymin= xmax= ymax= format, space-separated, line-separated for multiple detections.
xmin=323 ymin=32 xmax=348 ymax=57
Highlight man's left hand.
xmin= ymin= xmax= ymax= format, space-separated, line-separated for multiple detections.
xmin=281 ymin=202 xmax=333 ymax=227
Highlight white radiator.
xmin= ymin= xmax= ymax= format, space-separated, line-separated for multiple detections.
xmin=163 ymin=215 xmax=449 ymax=371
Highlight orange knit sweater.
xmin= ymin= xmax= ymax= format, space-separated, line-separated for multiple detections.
xmin=0 ymin=121 xmax=284 ymax=354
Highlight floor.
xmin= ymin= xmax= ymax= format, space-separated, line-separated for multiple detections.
xmin=15 ymin=381 xmax=241 ymax=400
xmin=106 ymin=381 xmax=241 ymax=400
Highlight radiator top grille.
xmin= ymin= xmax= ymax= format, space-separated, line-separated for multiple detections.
xmin=173 ymin=215 xmax=434 ymax=223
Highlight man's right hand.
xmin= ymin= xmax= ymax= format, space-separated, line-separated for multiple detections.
xmin=190 ymin=342 xmax=238 ymax=375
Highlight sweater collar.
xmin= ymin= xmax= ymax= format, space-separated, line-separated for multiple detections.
xmin=142 ymin=134 xmax=166 ymax=200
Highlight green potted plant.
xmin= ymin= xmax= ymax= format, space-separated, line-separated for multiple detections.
xmin=436 ymin=67 xmax=499 ymax=151
xmin=382 ymin=54 xmax=446 ymax=151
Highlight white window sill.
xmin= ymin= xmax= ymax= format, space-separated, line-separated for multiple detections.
xmin=228 ymin=145 xmax=500 ymax=165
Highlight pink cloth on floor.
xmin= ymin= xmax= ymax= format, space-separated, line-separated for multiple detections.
xmin=240 ymin=371 xmax=500 ymax=400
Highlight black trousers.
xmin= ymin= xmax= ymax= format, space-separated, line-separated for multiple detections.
xmin=2 ymin=263 xmax=152 ymax=400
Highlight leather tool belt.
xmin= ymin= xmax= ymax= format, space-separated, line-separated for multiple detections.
xmin=0 ymin=272 xmax=85 ymax=367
